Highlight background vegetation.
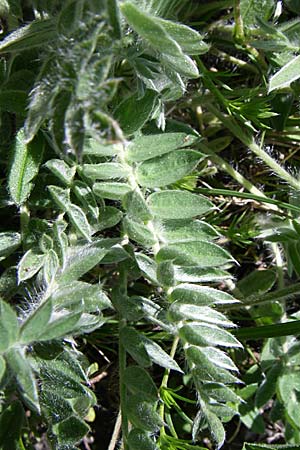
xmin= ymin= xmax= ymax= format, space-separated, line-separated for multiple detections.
xmin=1 ymin=1 xmax=300 ymax=449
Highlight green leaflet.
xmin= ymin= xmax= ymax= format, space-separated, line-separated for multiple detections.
xmin=124 ymin=190 xmax=152 ymax=221
xmin=93 ymin=182 xmax=132 ymax=200
xmin=57 ymin=0 xmax=84 ymax=36
xmin=200 ymin=347 xmax=238 ymax=372
xmin=83 ymin=139 xmax=121 ymax=157
xmin=168 ymin=304 xmax=234 ymax=328
xmin=67 ymin=204 xmax=92 ymax=242
xmin=143 ymin=338 xmax=183 ymax=373
xmin=123 ymin=366 xmax=158 ymax=402
xmin=5 ymin=348 xmax=40 ymax=413
xmin=120 ymin=2 xmax=201 ymax=78
xmin=156 ymin=241 xmax=234 ymax=267
xmin=161 ymin=53 xmax=199 ymax=79
xmin=0 ymin=300 xmax=19 ymax=353
xmin=36 ymin=312 xmax=81 ymax=341
xmin=240 ymin=0 xmax=275 ymax=26
xmin=20 ymin=300 xmax=53 ymax=344
xmin=255 ymin=362 xmax=283 ymax=408
xmin=154 ymin=219 xmax=219 ymax=244
xmin=180 ymin=323 xmax=242 ymax=348
xmin=277 ymin=369 xmax=300 ymax=428
xmin=126 ymin=132 xmax=198 ymax=162
xmin=56 ymin=239 xmax=118 ymax=284
xmin=170 ymin=284 xmax=237 ymax=306
xmin=98 ymin=206 xmax=123 ymax=230
xmin=155 ymin=17 xmax=209 ymax=55
xmin=107 ymin=0 xmax=122 ymax=38
xmin=43 ymin=249 xmax=59 ymax=284
xmin=173 ymin=266 xmax=231 ymax=283
xmin=17 ymin=249 xmax=45 ymax=283
xmin=50 ymin=281 xmax=112 ymax=312
xmin=114 ymin=90 xmax=157 ymax=136
xmin=52 ymin=416 xmax=90 ymax=446
xmin=83 ymin=162 xmax=129 ymax=180
xmin=135 ymin=253 xmax=159 ymax=285
xmin=202 ymin=382 xmax=240 ymax=403
xmin=127 ymin=429 xmax=157 ymax=450
xmin=188 ymin=348 xmax=240 ymax=385
xmin=127 ymin=394 xmax=163 ymax=432
xmin=120 ymin=327 xmax=151 ymax=367
xmin=0 ymin=355 xmax=5 ymax=382
xmin=8 ymin=130 xmax=44 ymax=206
xmin=120 ymin=327 xmax=182 ymax=372
xmin=136 ymin=149 xmax=202 ymax=188
xmin=48 ymin=186 xmax=92 ymax=241
xmin=24 ymin=60 xmax=56 ymax=143
xmin=123 ymin=216 xmax=156 ymax=246
xmin=147 ymin=190 xmax=214 ymax=219
xmin=120 ymin=2 xmax=182 ymax=57
xmin=45 ymin=159 xmax=76 ymax=185
xmin=0 ymin=401 xmax=25 ymax=450
xmin=0 ymin=19 xmax=57 ymax=53
xmin=0 ymin=232 xmax=21 ymax=261
xmin=72 ymin=181 xmax=99 ymax=221
xmin=269 ymin=55 xmax=300 ymax=92
xmin=205 ymin=410 xmax=226 ymax=450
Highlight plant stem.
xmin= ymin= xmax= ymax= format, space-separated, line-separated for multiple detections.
xmin=207 ymin=104 xmax=300 ymax=191
xmin=196 ymin=187 xmax=300 ymax=215
xmin=233 ymin=0 xmax=244 ymax=42
xmin=108 ymin=409 xmax=122 ymax=450
xmin=222 ymin=282 xmax=300 ymax=310
xmin=198 ymin=142 xmax=275 ymax=201
xmin=118 ymin=267 xmax=129 ymax=449
xmin=159 ymin=335 xmax=180 ymax=432
xmin=20 ymin=203 xmax=30 ymax=248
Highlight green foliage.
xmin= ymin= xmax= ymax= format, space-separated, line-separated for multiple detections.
xmin=2 ymin=0 xmax=300 ymax=449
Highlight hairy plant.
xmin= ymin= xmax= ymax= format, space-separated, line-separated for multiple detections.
xmin=1 ymin=1 xmax=300 ymax=449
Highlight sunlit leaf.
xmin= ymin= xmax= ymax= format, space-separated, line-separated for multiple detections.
xmin=8 ymin=130 xmax=44 ymax=205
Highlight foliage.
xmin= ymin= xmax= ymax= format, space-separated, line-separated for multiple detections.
xmin=1 ymin=1 xmax=300 ymax=450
